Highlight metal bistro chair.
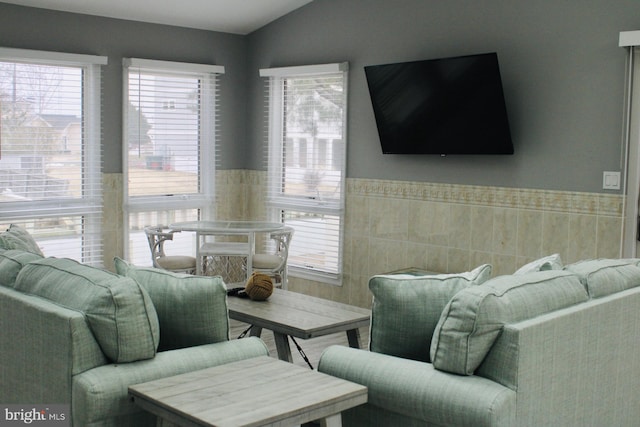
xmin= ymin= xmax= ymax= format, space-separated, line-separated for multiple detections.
xmin=251 ymin=226 xmax=295 ymax=289
xmin=144 ymin=226 xmax=197 ymax=274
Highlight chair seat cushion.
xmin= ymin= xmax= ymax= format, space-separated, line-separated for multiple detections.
xmin=156 ymin=255 xmax=196 ymax=271
xmin=14 ymin=257 xmax=160 ymax=363
xmin=252 ymin=253 xmax=282 ymax=269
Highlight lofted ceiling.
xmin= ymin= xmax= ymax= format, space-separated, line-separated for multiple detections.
xmin=1 ymin=0 xmax=313 ymax=34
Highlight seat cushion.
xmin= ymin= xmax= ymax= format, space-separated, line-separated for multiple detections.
xmin=368 ymin=264 xmax=492 ymax=362
xmin=252 ymin=253 xmax=282 ymax=269
xmin=156 ymin=255 xmax=196 ymax=271
xmin=115 ymin=257 xmax=229 ymax=351
xmin=72 ymin=338 xmax=269 ymax=427
xmin=14 ymin=257 xmax=160 ymax=363
xmin=564 ymin=258 xmax=640 ymax=298
xmin=0 ymin=224 xmax=45 ymax=256
xmin=0 ymin=249 xmax=43 ymax=288
xmin=430 ymin=270 xmax=589 ymax=375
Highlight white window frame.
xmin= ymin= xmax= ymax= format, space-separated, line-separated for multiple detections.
xmin=0 ymin=47 xmax=106 ymax=265
xmin=619 ymin=32 xmax=640 ymax=258
xmin=122 ymin=58 xmax=224 ymax=262
xmin=260 ymin=62 xmax=349 ymax=285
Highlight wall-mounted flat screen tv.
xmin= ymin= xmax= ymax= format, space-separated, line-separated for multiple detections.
xmin=365 ymin=52 xmax=514 ymax=155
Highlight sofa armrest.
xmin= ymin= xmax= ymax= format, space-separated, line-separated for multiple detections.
xmin=72 ymin=337 xmax=269 ymax=427
xmin=318 ymin=345 xmax=515 ymax=427
xmin=0 ymin=286 xmax=108 ymax=405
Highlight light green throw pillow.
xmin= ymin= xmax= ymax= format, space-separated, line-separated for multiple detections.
xmin=514 ymin=253 xmax=563 ymax=274
xmin=431 ymin=270 xmax=589 ymax=375
xmin=114 ymin=257 xmax=229 ymax=351
xmin=368 ymin=264 xmax=492 ymax=362
xmin=14 ymin=257 xmax=160 ymax=363
xmin=564 ymin=258 xmax=640 ymax=298
xmin=0 ymin=224 xmax=45 ymax=256
xmin=0 ymin=249 xmax=43 ymax=288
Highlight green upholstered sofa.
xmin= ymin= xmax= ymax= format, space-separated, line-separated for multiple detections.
xmin=318 ymin=259 xmax=640 ymax=426
xmin=0 ymin=226 xmax=268 ymax=426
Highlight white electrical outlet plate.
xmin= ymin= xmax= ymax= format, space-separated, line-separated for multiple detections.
xmin=603 ymin=171 xmax=621 ymax=190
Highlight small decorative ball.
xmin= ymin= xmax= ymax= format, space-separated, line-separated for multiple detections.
xmin=244 ymin=272 xmax=274 ymax=301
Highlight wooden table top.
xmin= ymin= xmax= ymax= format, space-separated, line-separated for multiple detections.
xmin=129 ymin=356 xmax=368 ymax=427
xmin=226 ymin=289 xmax=371 ymax=339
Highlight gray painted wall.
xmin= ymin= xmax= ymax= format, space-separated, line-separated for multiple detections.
xmin=1 ymin=1 xmax=639 ymax=194
xmin=0 ymin=2 xmax=247 ymax=173
xmin=247 ymin=0 xmax=640 ymax=193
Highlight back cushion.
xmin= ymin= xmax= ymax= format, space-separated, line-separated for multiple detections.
xmin=0 ymin=249 xmax=43 ymax=288
xmin=368 ymin=264 xmax=492 ymax=362
xmin=114 ymin=257 xmax=229 ymax=351
xmin=0 ymin=224 xmax=45 ymax=256
xmin=14 ymin=257 xmax=160 ymax=363
xmin=430 ymin=270 xmax=588 ymax=375
xmin=564 ymin=258 xmax=640 ymax=298
xmin=514 ymin=253 xmax=563 ymax=274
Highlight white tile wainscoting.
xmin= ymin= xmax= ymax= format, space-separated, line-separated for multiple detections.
xmin=103 ymin=171 xmax=624 ymax=309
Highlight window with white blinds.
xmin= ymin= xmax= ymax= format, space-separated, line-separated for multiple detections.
xmin=261 ymin=63 xmax=348 ymax=284
xmin=0 ymin=48 xmax=106 ymax=266
xmin=123 ymin=58 xmax=223 ymax=265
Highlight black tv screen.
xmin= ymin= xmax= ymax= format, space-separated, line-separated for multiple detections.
xmin=365 ymin=52 xmax=514 ymax=155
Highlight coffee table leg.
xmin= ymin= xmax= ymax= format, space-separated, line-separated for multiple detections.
xmin=319 ymin=413 xmax=342 ymax=427
xmin=346 ymin=328 xmax=361 ymax=348
xmin=249 ymin=325 xmax=263 ymax=338
xmin=273 ymin=332 xmax=293 ymax=362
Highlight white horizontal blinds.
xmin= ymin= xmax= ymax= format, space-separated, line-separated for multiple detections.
xmin=262 ymin=63 xmax=348 ymax=282
xmin=128 ymin=69 xmax=201 ymax=197
xmin=0 ymin=49 xmax=106 ymax=266
xmin=281 ymin=74 xmax=345 ymax=205
xmin=123 ymin=59 xmax=222 ymax=265
xmin=282 ymin=209 xmax=341 ymax=273
xmin=0 ymin=63 xmax=83 ymax=202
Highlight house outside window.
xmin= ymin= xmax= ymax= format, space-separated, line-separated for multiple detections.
xmin=123 ymin=59 xmax=223 ymax=265
xmin=0 ymin=48 xmax=106 ymax=265
xmin=260 ymin=63 xmax=349 ymax=285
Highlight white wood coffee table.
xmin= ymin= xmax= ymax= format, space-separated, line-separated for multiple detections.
xmin=226 ymin=289 xmax=371 ymax=363
xmin=129 ymin=356 xmax=367 ymax=427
